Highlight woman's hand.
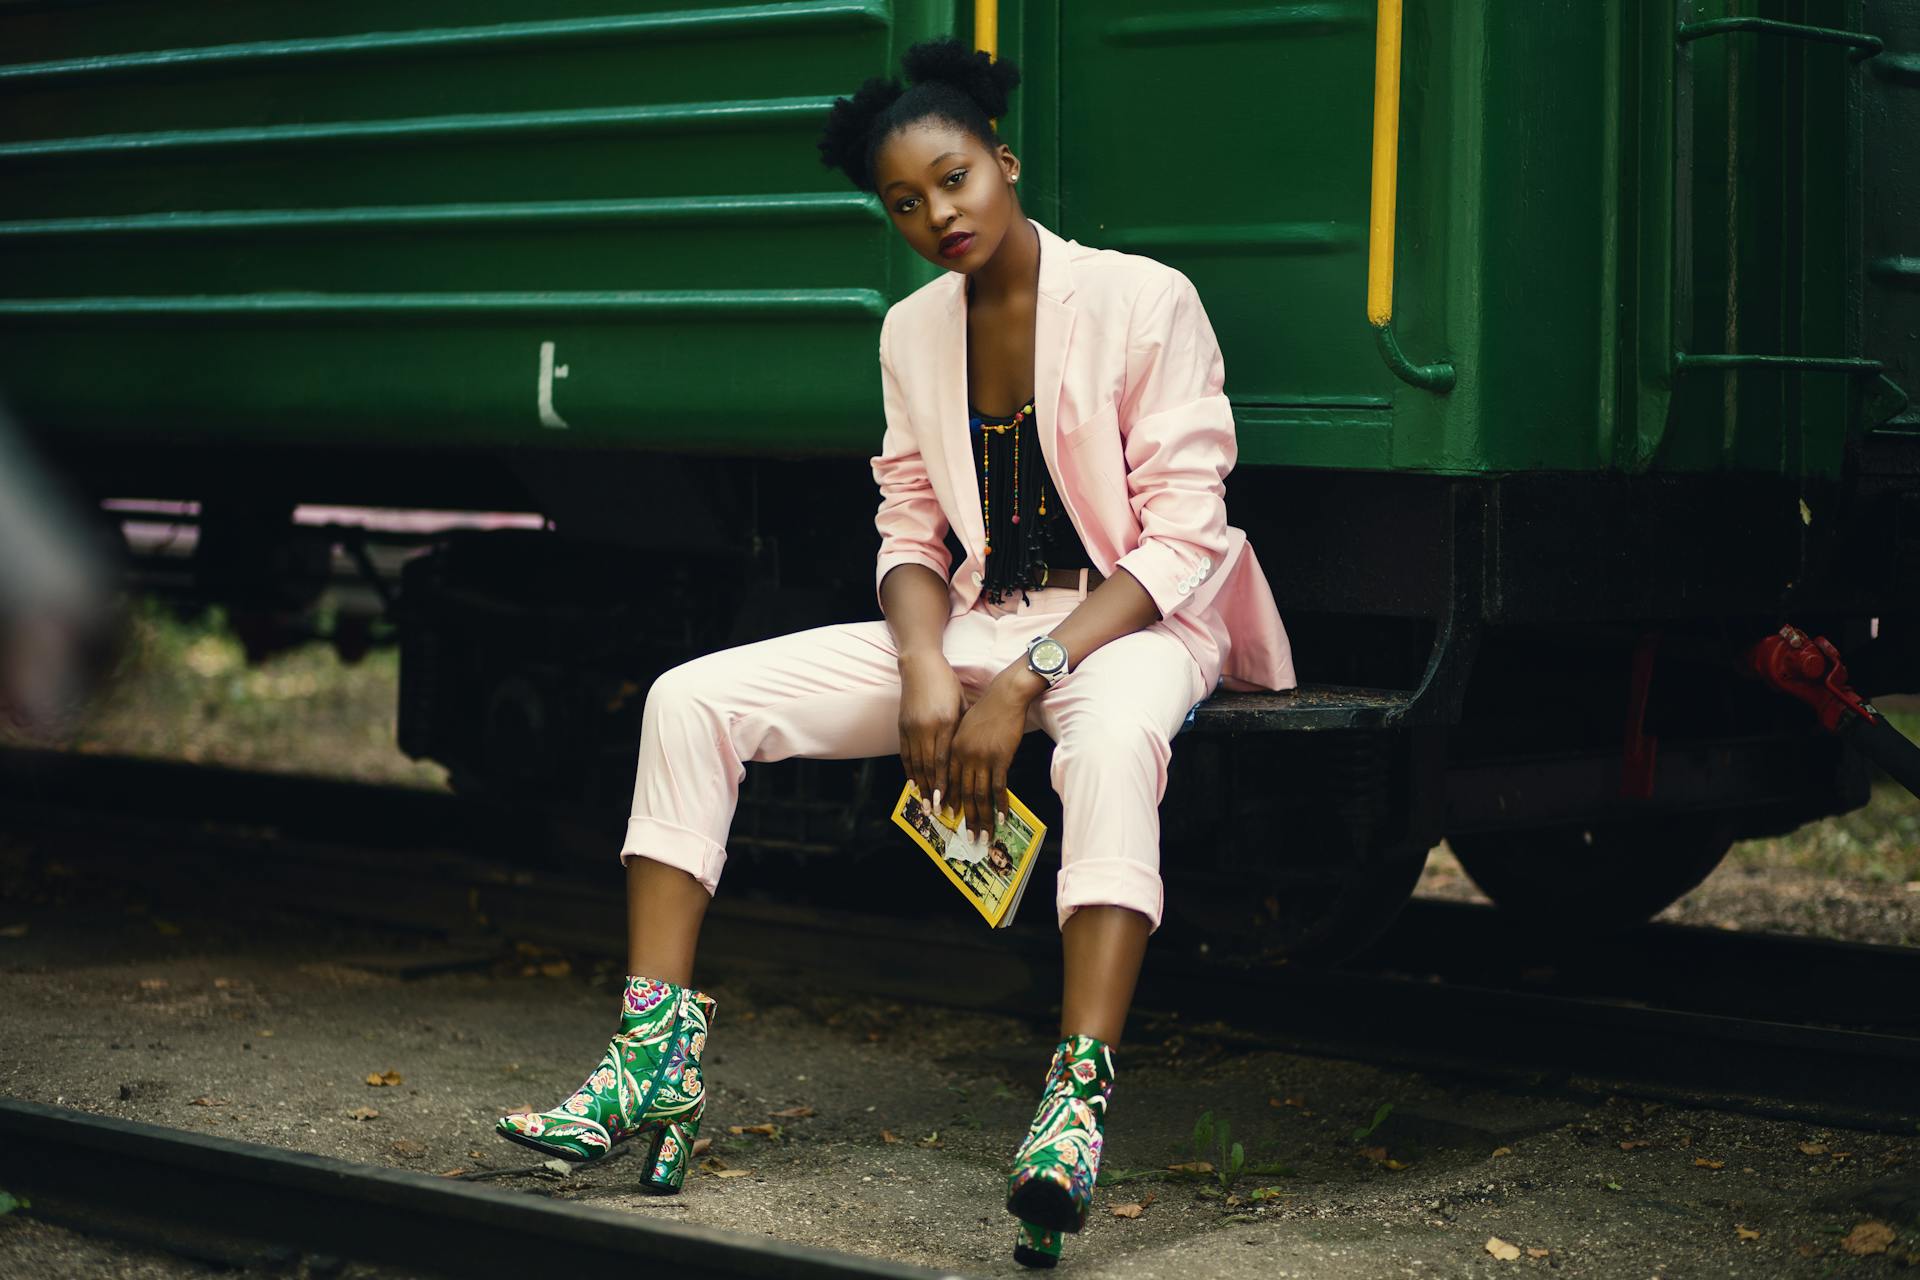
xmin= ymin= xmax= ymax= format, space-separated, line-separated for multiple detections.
xmin=949 ymin=667 xmax=1045 ymax=837
xmin=898 ymin=649 xmax=965 ymax=807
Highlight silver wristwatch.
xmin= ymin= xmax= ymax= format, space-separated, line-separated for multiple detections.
xmin=1025 ymin=634 xmax=1071 ymax=686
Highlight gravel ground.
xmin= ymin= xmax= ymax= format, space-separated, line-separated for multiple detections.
xmin=2 ymin=884 xmax=1915 ymax=1279
xmin=4 ymin=610 xmax=1918 ymax=1276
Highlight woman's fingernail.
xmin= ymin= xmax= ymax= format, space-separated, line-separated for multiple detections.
xmin=931 ymin=789 xmax=941 ymax=811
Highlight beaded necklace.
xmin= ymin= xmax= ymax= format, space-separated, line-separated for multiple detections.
xmin=970 ymin=398 xmax=1059 ymax=605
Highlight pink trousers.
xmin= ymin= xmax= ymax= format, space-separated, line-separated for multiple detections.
xmin=620 ymin=571 xmax=1210 ymax=932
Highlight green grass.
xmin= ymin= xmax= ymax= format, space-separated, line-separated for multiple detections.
xmin=1724 ymin=706 xmax=1920 ymax=886
xmin=4 ymin=595 xmax=448 ymax=789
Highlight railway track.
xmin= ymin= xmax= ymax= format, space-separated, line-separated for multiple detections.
xmin=5 ymin=746 xmax=1919 ymax=1143
xmin=0 ymin=1098 xmax=956 ymax=1280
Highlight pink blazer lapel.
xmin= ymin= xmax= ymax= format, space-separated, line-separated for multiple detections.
xmin=925 ymin=217 xmax=1080 ymax=565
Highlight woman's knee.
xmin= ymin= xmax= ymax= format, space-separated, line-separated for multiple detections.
xmin=645 ymin=651 xmax=733 ymax=714
xmin=1051 ymin=711 xmax=1173 ymax=777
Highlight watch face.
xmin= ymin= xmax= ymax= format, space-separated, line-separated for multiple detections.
xmin=1030 ymin=638 xmax=1067 ymax=673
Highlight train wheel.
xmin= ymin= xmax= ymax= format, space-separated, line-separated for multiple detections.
xmin=1161 ymin=833 xmax=1434 ymax=967
xmin=1446 ymin=814 xmax=1738 ymax=938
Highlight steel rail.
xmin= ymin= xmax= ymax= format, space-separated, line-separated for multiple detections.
xmin=0 ymin=1099 xmax=957 ymax=1280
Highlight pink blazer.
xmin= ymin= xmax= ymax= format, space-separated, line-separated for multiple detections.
xmin=871 ymin=215 xmax=1296 ymax=694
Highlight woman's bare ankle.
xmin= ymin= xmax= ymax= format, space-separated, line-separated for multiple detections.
xmin=624 ymin=856 xmax=711 ymax=982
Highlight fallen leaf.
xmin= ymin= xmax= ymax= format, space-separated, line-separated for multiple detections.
xmin=139 ymin=978 xmax=169 ymax=991
xmin=0 ymin=924 xmax=27 ymax=939
xmin=691 ymin=1137 xmax=712 ymax=1156
xmin=1113 ymin=1202 xmax=1147 ymax=1219
xmin=700 ymin=1156 xmax=729 ymax=1172
xmin=1693 ymin=1158 xmax=1725 ymax=1170
xmin=1490 ymin=1147 xmax=1513 ymax=1159
xmin=1357 ymin=1146 xmax=1409 ymax=1170
xmin=152 ymin=919 xmax=181 ymax=936
xmin=880 ymin=1129 xmax=900 ymax=1144
xmin=1841 ymin=1221 xmax=1896 ymax=1257
xmin=1620 ymin=1139 xmax=1652 ymax=1151
xmin=258 ymin=1030 xmax=275 ymax=1038
xmin=1166 ymin=1161 xmax=1214 ymax=1175
xmin=1526 ymin=1248 xmax=1550 ymax=1259
xmin=389 ymin=1139 xmax=426 ymax=1158
xmin=1249 ymin=1186 xmax=1294 ymax=1201
xmin=188 ymin=1096 xmax=227 ymax=1107
xmin=1485 ymin=1236 xmax=1522 ymax=1261
xmin=213 ymin=977 xmax=235 ymax=989
xmin=711 ymin=1169 xmax=753 ymax=1178
xmin=539 ymin=960 xmax=571 ymax=979
xmin=349 ymin=1106 xmax=380 ymax=1121
xmin=365 ymin=1070 xmax=404 ymax=1087
xmin=1678 ymin=1134 xmax=1693 ymax=1148
xmin=1796 ymin=1242 xmax=1823 ymax=1258
xmin=728 ymin=1123 xmax=777 ymax=1137
xmin=438 ymin=1168 xmax=468 ymax=1178
xmin=916 ymin=1131 xmax=942 ymax=1148
xmin=769 ymin=1106 xmax=814 ymax=1119
xmin=1735 ymin=1225 xmax=1761 ymax=1241
xmin=1797 ymin=1142 xmax=1827 ymax=1156
xmin=1271 ymin=1095 xmax=1306 ymax=1108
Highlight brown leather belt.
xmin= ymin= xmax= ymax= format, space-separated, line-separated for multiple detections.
xmin=1037 ymin=566 xmax=1104 ymax=590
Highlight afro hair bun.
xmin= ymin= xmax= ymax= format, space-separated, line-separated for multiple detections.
xmin=815 ymin=72 xmax=903 ymax=189
xmin=901 ymin=36 xmax=1021 ymax=120
xmin=816 ymin=36 xmax=1022 ymax=193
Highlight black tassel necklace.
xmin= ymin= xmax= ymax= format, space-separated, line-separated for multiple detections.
xmin=971 ymin=396 xmax=1059 ymax=605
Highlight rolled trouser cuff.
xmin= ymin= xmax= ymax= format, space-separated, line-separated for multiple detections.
xmin=620 ymin=816 xmax=728 ymax=896
xmin=1055 ymin=857 xmax=1164 ymax=934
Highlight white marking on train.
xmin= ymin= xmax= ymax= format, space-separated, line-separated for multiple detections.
xmin=538 ymin=340 xmax=570 ymax=429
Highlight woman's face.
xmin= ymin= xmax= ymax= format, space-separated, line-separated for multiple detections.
xmin=872 ymin=121 xmax=1018 ymax=273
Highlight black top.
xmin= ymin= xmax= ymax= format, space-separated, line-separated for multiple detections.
xmin=968 ymin=396 xmax=1093 ymax=605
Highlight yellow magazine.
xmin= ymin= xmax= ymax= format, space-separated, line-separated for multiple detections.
xmin=891 ymin=780 xmax=1047 ymax=928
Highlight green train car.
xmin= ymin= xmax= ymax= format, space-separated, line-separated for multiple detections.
xmin=3 ymin=0 xmax=1916 ymax=958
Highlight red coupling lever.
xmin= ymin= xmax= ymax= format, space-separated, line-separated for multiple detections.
xmin=1744 ymin=623 xmax=1920 ymax=801
xmin=1742 ymin=625 xmax=1877 ymax=734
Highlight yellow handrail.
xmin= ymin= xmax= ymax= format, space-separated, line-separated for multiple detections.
xmin=1365 ymin=0 xmax=1455 ymax=391
xmin=1366 ymin=0 xmax=1402 ymax=327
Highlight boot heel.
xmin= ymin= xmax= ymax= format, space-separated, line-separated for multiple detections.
xmin=638 ymin=1103 xmax=702 ymax=1195
xmin=1013 ymin=1219 xmax=1063 ymax=1269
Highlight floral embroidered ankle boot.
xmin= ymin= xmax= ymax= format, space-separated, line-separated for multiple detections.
xmin=1006 ymin=1033 xmax=1115 ymax=1261
xmin=495 ymin=974 xmax=716 ymax=1193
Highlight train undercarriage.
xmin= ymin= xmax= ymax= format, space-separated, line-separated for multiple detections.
xmin=80 ymin=446 xmax=1920 ymax=963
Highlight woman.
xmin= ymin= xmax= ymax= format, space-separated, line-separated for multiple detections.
xmin=494 ymin=36 xmax=1295 ymax=1269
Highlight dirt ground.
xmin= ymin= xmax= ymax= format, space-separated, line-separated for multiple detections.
xmin=1 ymin=875 xmax=1916 ymax=1279
xmin=3 ymin=605 xmax=1918 ymax=1277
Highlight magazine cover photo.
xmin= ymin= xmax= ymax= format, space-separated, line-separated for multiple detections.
xmin=891 ymin=781 xmax=1047 ymax=928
